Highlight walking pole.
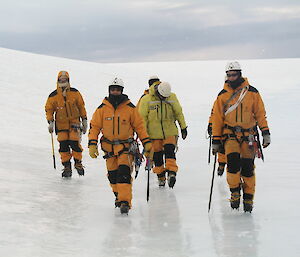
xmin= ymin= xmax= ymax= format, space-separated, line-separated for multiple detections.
xmin=208 ymin=154 xmax=217 ymax=212
xmin=256 ymin=131 xmax=264 ymax=162
xmin=145 ymin=158 xmax=151 ymax=202
xmin=208 ymin=135 xmax=212 ymax=164
xmin=51 ymin=133 xmax=56 ymax=169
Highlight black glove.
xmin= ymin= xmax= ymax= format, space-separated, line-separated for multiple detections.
xmin=181 ymin=127 xmax=188 ymax=140
xmin=212 ymin=140 xmax=221 ymax=155
xmin=207 ymin=123 xmax=212 ymax=136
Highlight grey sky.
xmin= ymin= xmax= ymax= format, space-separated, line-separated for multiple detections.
xmin=0 ymin=0 xmax=299 ymax=62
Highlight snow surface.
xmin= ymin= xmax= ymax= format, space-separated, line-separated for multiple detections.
xmin=0 ymin=47 xmax=299 ymax=257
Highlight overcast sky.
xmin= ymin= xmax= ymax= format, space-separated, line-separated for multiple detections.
xmin=0 ymin=0 xmax=299 ymax=63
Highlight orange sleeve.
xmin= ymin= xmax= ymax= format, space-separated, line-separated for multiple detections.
xmin=131 ymin=107 xmax=151 ymax=146
xmin=212 ymin=96 xmax=225 ymax=140
xmin=253 ymin=92 xmax=269 ymax=133
xmin=45 ymin=96 xmax=55 ymax=122
xmin=77 ymin=91 xmax=87 ymax=119
xmin=88 ymin=107 xmax=103 ymax=145
xmin=208 ymin=99 xmax=217 ymax=124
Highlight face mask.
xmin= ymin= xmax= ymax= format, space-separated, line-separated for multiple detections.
xmin=228 ymin=77 xmax=244 ymax=89
xmin=58 ymin=82 xmax=69 ymax=88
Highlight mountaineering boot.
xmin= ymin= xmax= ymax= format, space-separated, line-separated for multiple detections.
xmin=230 ymin=192 xmax=241 ymax=209
xmin=62 ymin=161 xmax=72 ymax=178
xmin=167 ymin=171 xmax=176 ymax=188
xmin=120 ymin=201 xmax=130 ymax=214
xmin=114 ymin=192 xmax=121 ymax=208
xmin=74 ymin=159 xmax=84 ymax=176
xmin=217 ymin=164 xmax=225 ymax=176
xmin=157 ymin=171 xmax=166 ymax=187
xmin=243 ymin=199 xmax=253 ymax=213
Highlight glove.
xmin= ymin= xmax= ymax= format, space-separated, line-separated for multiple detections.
xmin=89 ymin=145 xmax=99 ymax=158
xmin=48 ymin=120 xmax=54 ymax=133
xmin=143 ymin=142 xmax=153 ymax=159
xmin=181 ymin=127 xmax=188 ymax=140
xmin=262 ymin=134 xmax=271 ymax=148
xmin=207 ymin=124 xmax=212 ymax=136
xmin=82 ymin=118 xmax=88 ymax=134
xmin=212 ymin=140 xmax=221 ymax=155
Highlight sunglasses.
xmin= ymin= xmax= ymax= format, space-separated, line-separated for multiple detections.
xmin=227 ymin=73 xmax=239 ymax=77
xmin=110 ymin=87 xmax=122 ymax=92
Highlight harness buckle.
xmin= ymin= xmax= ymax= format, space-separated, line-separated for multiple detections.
xmin=234 ymin=126 xmax=242 ymax=133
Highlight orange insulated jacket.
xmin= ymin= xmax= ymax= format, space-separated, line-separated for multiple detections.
xmin=212 ymin=78 xmax=269 ymax=140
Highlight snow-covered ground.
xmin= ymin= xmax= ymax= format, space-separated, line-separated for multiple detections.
xmin=0 ymin=47 xmax=299 ymax=257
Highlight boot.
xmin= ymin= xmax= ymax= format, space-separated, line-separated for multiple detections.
xmin=114 ymin=192 xmax=121 ymax=208
xmin=157 ymin=171 xmax=166 ymax=187
xmin=167 ymin=171 xmax=176 ymax=188
xmin=230 ymin=192 xmax=241 ymax=209
xmin=217 ymin=163 xmax=225 ymax=176
xmin=62 ymin=161 xmax=72 ymax=178
xmin=74 ymin=159 xmax=84 ymax=176
xmin=120 ymin=201 xmax=130 ymax=214
xmin=243 ymin=199 xmax=253 ymax=213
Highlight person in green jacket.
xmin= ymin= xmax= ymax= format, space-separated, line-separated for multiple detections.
xmin=138 ymin=81 xmax=187 ymax=188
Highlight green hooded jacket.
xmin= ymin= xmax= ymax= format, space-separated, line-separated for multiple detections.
xmin=138 ymin=84 xmax=187 ymax=139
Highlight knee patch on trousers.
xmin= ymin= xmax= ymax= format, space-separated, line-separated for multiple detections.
xmin=59 ymin=140 xmax=70 ymax=152
xmin=241 ymin=158 xmax=254 ymax=177
xmin=153 ymin=151 xmax=164 ymax=166
xmin=108 ymin=170 xmax=118 ymax=184
xmin=164 ymin=144 xmax=176 ymax=159
xmin=227 ymin=152 xmax=241 ymax=173
xmin=69 ymin=140 xmax=82 ymax=152
xmin=117 ymin=165 xmax=131 ymax=184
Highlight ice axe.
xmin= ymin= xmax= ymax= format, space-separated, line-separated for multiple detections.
xmin=145 ymin=157 xmax=152 ymax=202
xmin=51 ymin=133 xmax=56 ymax=169
xmin=208 ymin=154 xmax=217 ymax=212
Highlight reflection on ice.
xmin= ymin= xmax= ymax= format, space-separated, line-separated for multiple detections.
xmin=102 ymin=185 xmax=187 ymax=257
xmin=209 ymin=179 xmax=259 ymax=257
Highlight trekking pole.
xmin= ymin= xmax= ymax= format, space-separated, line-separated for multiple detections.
xmin=208 ymin=136 xmax=212 ymax=164
xmin=145 ymin=158 xmax=151 ymax=202
xmin=208 ymin=154 xmax=217 ymax=212
xmin=256 ymin=132 xmax=264 ymax=162
xmin=51 ymin=133 xmax=56 ymax=169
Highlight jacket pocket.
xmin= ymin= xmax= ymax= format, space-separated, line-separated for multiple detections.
xmin=56 ymin=106 xmax=68 ymax=121
xmin=67 ymin=101 xmax=80 ymax=119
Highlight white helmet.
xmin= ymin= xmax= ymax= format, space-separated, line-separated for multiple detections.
xmin=109 ymin=77 xmax=124 ymax=87
xmin=225 ymin=61 xmax=242 ymax=72
xmin=149 ymin=75 xmax=159 ymax=80
xmin=157 ymin=82 xmax=171 ymax=98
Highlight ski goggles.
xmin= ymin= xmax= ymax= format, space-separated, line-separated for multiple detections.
xmin=226 ymin=72 xmax=239 ymax=77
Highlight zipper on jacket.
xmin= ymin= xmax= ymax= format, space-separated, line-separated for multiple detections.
xmin=68 ymin=102 xmax=73 ymax=117
xmin=64 ymin=96 xmax=69 ymax=118
xmin=165 ymin=103 xmax=167 ymax=118
xmin=160 ymin=100 xmax=166 ymax=139
xmin=241 ymin=103 xmax=243 ymax=122
xmin=113 ymin=115 xmax=115 ymax=135
xmin=118 ymin=115 xmax=120 ymax=135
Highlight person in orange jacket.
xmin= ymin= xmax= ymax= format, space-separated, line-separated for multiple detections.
xmin=45 ymin=71 xmax=88 ymax=177
xmin=211 ymin=61 xmax=271 ymax=212
xmin=208 ymin=104 xmax=226 ymax=176
xmin=88 ymin=77 xmax=152 ymax=214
